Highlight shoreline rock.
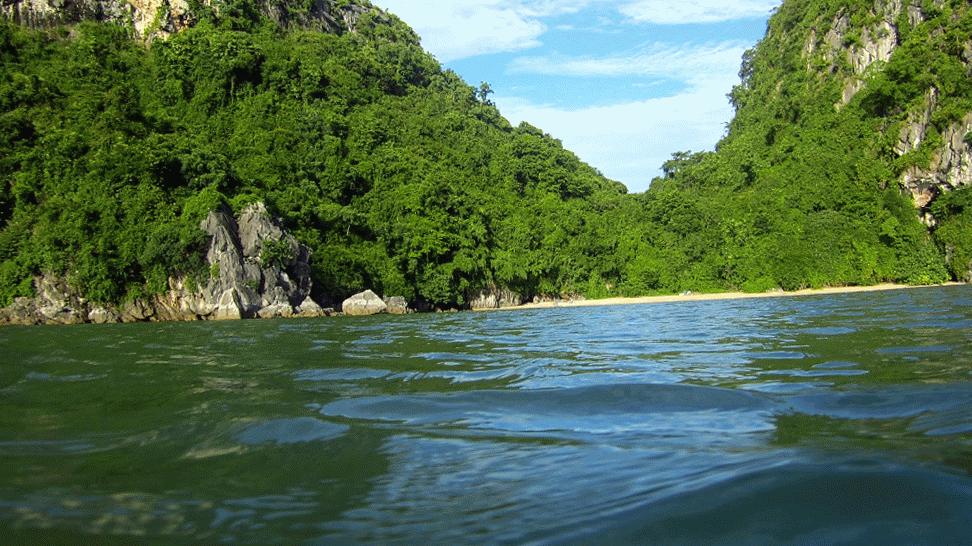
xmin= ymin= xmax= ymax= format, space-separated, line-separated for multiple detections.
xmin=342 ymin=290 xmax=387 ymax=316
xmin=383 ymin=296 xmax=410 ymax=315
xmin=467 ymin=286 xmax=523 ymax=310
xmin=0 ymin=202 xmax=334 ymax=326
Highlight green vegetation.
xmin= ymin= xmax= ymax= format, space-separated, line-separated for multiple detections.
xmin=0 ymin=5 xmax=626 ymax=308
xmin=0 ymin=0 xmax=969 ymax=310
xmin=640 ymin=0 xmax=971 ymax=291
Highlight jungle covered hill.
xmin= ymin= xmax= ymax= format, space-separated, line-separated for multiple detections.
xmin=0 ymin=0 xmax=970 ymax=317
xmin=639 ymin=0 xmax=972 ymax=292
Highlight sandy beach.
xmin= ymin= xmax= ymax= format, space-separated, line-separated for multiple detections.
xmin=496 ymin=283 xmax=962 ymax=312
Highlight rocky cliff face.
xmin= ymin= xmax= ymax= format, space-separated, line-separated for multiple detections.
xmin=0 ymin=0 xmax=374 ymax=40
xmin=898 ymin=107 xmax=972 ymax=225
xmin=801 ymin=0 xmax=970 ymax=225
xmin=809 ymin=0 xmax=944 ymax=105
xmin=0 ymin=202 xmax=328 ymax=325
xmin=466 ymin=286 xmax=523 ymax=310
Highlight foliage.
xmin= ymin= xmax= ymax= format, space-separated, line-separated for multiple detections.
xmin=0 ymin=5 xmax=625 ymax=307
xmin=260 ymin=238 xmax=294 ymax=268
xmin=0 ymin=0 xmax=968 ymax=309
xmin=637 ymin=0 xmax=968 ymax=293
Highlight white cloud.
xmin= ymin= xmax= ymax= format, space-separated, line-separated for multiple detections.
xmin=498 ymin=41 xmax=748 ymax=192
xmin=509 ymin=41 xmax=749 ymax=82
xmin=496 ymin=81 xmax=734 ymax=193
xmin=370 ymin=1 xmax=761 ymax=192
xmin=620 ymin=0 xmax=778 ymax=25
xmin=372 ymin=1 xmax=777 ymax=60
xmin=373 ymin=0 xmax=593 ymax=62
xmin=496 ymin=46 xmax=748 ymax=192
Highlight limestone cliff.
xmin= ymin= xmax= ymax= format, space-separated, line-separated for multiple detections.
xmin=797 ymin=0 xmax=970 ymax=226
xmin=806 ymin=0 xmax=945 ymax=106
xmin=0 ymin=0 xmax=375 ymax=40
xmin=898 ymin=107 xmax=972 ymax=225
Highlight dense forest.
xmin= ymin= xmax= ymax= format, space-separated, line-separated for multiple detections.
xmin=642 ymin=0 xmax=972 ymax=291
xmin=0 ymin=0 xmax=970 ymax=313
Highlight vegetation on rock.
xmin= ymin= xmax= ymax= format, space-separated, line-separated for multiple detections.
xmin=0 ymin=0 xmax=969 ymax=314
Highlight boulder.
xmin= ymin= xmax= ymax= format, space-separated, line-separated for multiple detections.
xmin=257 ymin=303 xmax=295 ymax=319
xmin=295 ymin=296 xmax=326 ymax=318
xmin=121 ymin=299 xmax=154 ymax=323
xmin=342 ymin=290 xmax=387 ymax=316
xmin=383 ymin=296 xmax=409 ymax=315
xmin=88 ymin=307 xmax=119 ymax=324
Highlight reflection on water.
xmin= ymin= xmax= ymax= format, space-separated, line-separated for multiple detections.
xmin=0 ymin=286 xmax=971 ymax=543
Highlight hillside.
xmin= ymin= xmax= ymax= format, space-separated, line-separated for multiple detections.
xmin=0 ymin=0 xmax=970 ymax=324
xmin=642 ymin=0 xmax=971 ymax=291
xmin=0 ymin=0 xmax=628 ymax=322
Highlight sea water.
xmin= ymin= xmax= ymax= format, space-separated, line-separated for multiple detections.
xmin=1 ymin=286 xmax=970 ymax=543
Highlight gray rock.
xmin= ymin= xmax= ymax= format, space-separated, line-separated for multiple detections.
xmin=120 ymin=299 xmax=154 ymax=323
xmin=900 ymin=111 xmax=972 ymax=225
xmin=1 ymin=0 xmax=377 ymax=41
xmin=342 ymin=290 xmax=387 ymax=316
xmin=212 ymin=289 xmax=244 ymax=321
xmin=257 ymin=303 xmax=295 ymax=319
xmin=0 ymin=297 xmax=37 ymax=325
xmin=467 ymin=287 xmax=522 ymax=310
xmin=295 ymin=296 xmax=326 ymax=318
xmin=239 ymin=202 xmax=290 ymax=261
xmin=895 ymin=88 xmax=938 ymax=157
xmin=0 ymin=278 xmax=91 ymax=325
xmin=817 ymin=3 xmax=909 ymax=106
xmin=88 ymin=307 xmax=119 ymax=324
xmin=153 ymin=279 xmax=201 ymax=322
xmin=197 ymin=203 xmax=314 ymax=320
xmin=384 ymin=296 xmax=409 ymax=315
xmin=38 ymin=304 xmax=66 ymax=320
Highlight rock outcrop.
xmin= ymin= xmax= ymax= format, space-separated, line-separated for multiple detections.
xmin=0 ymin=276 xmax=87 ymax=325
xmin=0 ymin=0 xmax=377 ymax=41
xmin=467 ymin=286 xmax=522 ymax=310
xmin=295 ymin=296 xmax=329 ymax=318
xmin=199 ymin=202 xmax=313 ymax=319
xmin=809 ymin=0 xmax=947 ymax=106
xmin=800 ymin=0 xmax=969 ymax=227
xmin=899 ymin=112 xmax=972 ymax=224
xmin=0 ymin=202 xmax=329 ymax=325
xmin=383 ymin=296 xmax=409 ymax=315
xmin=891 ymin=84 xmax=972 ymax=224
xmin=821 ymin=4 xmax=898 ymax=105
xmin=341 ymin=290 xmax=387 ymax=316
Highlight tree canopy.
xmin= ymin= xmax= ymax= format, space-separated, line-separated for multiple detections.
xmin=0 ymin=0 xmax=969 ymax=310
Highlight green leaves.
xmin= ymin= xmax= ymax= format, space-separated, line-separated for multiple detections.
xmin=1 ymin=0 xmax=967 ymax=311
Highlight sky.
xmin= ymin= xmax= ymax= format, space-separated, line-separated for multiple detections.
xmin=370 ymin=1 xmax=781 ymax=193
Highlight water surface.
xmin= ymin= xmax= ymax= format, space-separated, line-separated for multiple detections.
xmin=1 ymin=286 xmax=971 ymax=543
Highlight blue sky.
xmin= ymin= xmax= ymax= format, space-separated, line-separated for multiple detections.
xmin=371 ymin=1 xmax=781 ymax=192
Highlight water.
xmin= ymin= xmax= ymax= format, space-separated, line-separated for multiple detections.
xmin=1 ymin=286 xmax=971 ymax=544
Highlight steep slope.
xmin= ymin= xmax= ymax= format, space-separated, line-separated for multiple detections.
xmin=0 ymin=0 xmax=627 ymax=319
xmin=1 ymin=0 xmax=368 ymax=39
xmin=645 ymin=0 xmax=971 ymax=289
